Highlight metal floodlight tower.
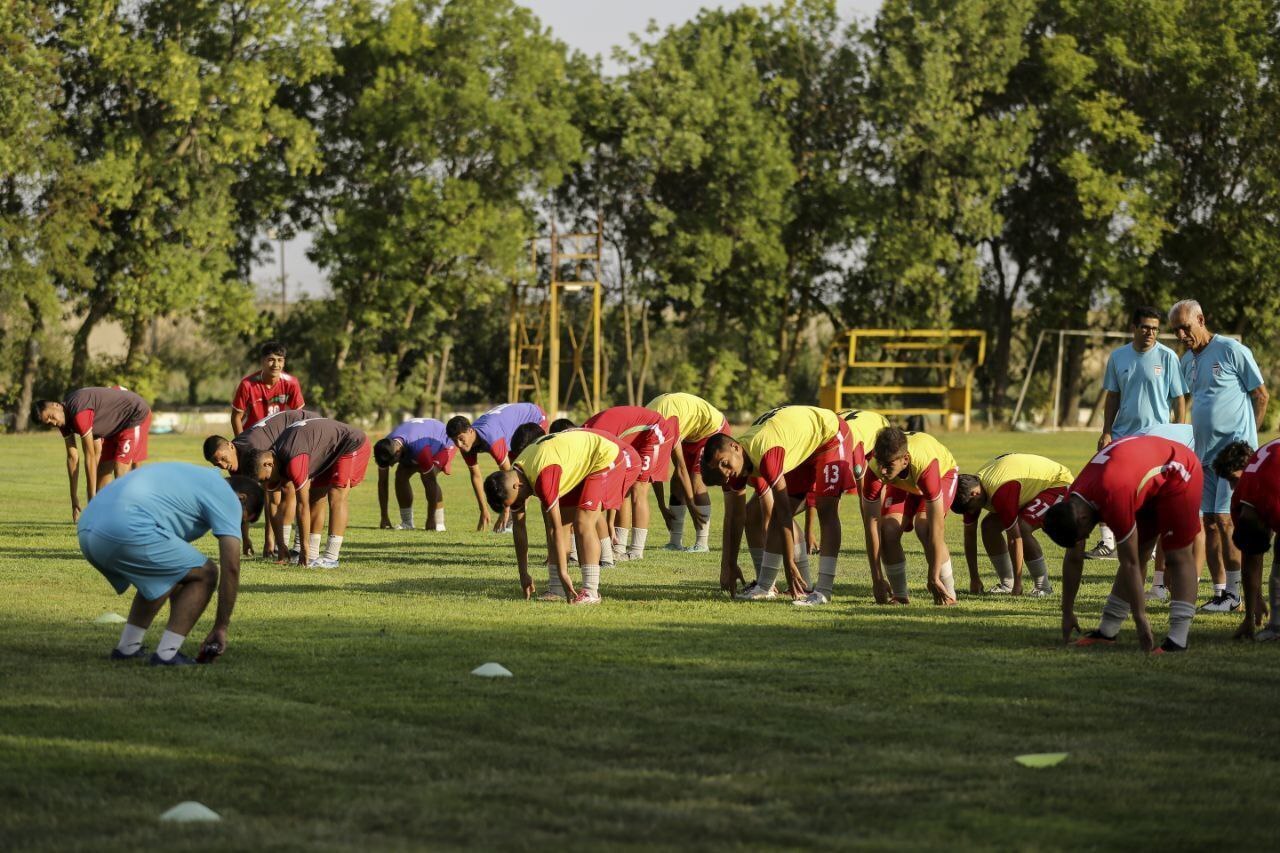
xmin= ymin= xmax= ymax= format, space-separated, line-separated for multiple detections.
xmin=508 ymin=216 xmax=603 ymax=416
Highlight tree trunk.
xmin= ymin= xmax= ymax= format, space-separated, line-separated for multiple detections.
xmin=416 ymin=352 xmax=438 ymax=418
xmin=1060 ymin=332 xmax=1088 ymax=428
xmin=124 ymin=312 xmax=147 ymax=372
xmin=187 ymin=375 xmax=200 ymax=406
xmin=636 ymin=299 xmax=652 ymax=402
xmin=432 ymin=341 xmax=452 ymax=419
xmin=13 ymin=299 xmax=42 ymax=432
xmin=71 ymin=295 xmax=111 ymax=385
xmin=615 ymin=246 xmax=635 ymax=405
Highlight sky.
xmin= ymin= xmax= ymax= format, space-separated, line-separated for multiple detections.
xmin=252 ymin=0 xmax=884 ymax=301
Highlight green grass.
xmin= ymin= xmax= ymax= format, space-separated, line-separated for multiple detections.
xmin=2 ymin=430 xmax=1278 ymax=850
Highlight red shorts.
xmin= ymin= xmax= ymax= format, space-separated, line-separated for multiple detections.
xmin=882 ymin=468 xmax=959 ymax=518
xmin=681 ymin=419 xmax=731 ymax=475
xmin=562 ymin=447 xmax=641 ymax=512
xmin=625 ymin=419 xmax=675 ymax=483
xmin=785 ymin=419 xmax=855 ymax=500
xmin=315 ymin=438 xmax=371 ymax=490
xmin=1135 ymin=465 xmax=1203 ymax=551
xmin=1017 ymin=486 xmax=1070 ymax=530
xmin=101 ymin=413 xmax=151 ymax=464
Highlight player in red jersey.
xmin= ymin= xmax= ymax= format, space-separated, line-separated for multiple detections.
xmin=1212 ymin=439 xmax=1280 ymax=641
xmin=582 ymin=406 xmax=679 ymax=561
xmin=37 ymin=387 xmax=152 ymax=521
xmin=251 ymin=417 xmax=370 ymax=568
xmin=1044 ymin=435 xmax=1203 ymax=653
xmin=230 ymin=341 xmax=305 ymax=435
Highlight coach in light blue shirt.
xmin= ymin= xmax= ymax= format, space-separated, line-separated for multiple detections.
xmin=1170 ymin=299 xmax=1269 ymax=613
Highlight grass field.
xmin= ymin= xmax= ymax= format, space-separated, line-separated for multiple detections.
xmin=2 ymin=429 xmax=1279 ymax=851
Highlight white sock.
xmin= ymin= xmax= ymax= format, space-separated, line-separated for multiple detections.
xmin=1167 ymin=600 xmax=1195 ymax=648
xmin=668 ymin=504 xmax=686 ymax=546
xmin=432 ymin=508 xmax=446 ymax=531
xmin=627 ymin=528 xmax=648 ymax=558
xmin=281 ymin=524 xmax=293 ymax=551
xmin=399 ymin=507 xmax=414 ymax=527
xmin=1100 ymin=523 xmax=1116 ymax=549
xmin=692 ymin=504 xmax=711 ymax=547
xmin=308 ymin=533 xmax=322 ymax=558
xmin=1098 ymin=593 xmax=1130 ymax=637
xmin=794 ymin=540 xmax=811 ymax=588
xmin=886 ymin=560 xmax=908 ymax=598
xmin=748 ymin=547 xmax=764 ymax=572
xmin=116 ymin=623 xmax=146 ymax=654
xmin=156 ymin=629 xmax=185 ymax=661
xmin=816 ymin=555 xmax=838 ymax=598
xmin=546 ymin=562 xmax=565 ymax=597
xmin=582 ymin=563 xmax=601 ymax=594
xmin=600 ymin=538 xmax=614 ymax=566
xmin=1152 ymin=570 xmax=1165 ymax=588
xmin=758 ymin=551 xmax=783 ymax=589
xmin=1226 ymin=570 xmax=1241 ymax=597
xmin=324 ymin=535 xmax=343 ymax=561
xmin=939 ymin=561 xmax=955 ymax=600
xmin=613 ymin=526 xmax=628 ymax=549
xmin=992 ymin=553 xmax=1014 ymax=586
xmin=1027 ymin=556 xmax=1050 ymax=590
xmin=1213 ymin=582 xmax=1226 ymax=594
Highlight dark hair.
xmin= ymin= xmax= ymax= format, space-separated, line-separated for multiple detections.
xmin=698 ymin=433 xmax=737 ymax=486
xmin=244 ymin=449 xmax=271 ymax=480
xmin=549 ymin=418 xmax=576 ymax=434
xmin=1212 ymin=440 xmax=1254 ymax=480
xmin=227 ymin=474 xmax=266 ymax=522
xmin=1131 ymin=306 xmax=1161 ymax=326
xmin=446 ymin=415 xmax=472 ymax=439
xmin=952 ymin=473 xmax=983 ymax=513
xmin=510 ymin=422 xmax=546 ymax=458
xmin=1232 ymin=510 xmax=1273 ymax=556
xmin=483 ymin=470 xmax=510 ymax=513
xmin=203 ymin=435 xmax=229 ymax=463
xmin=1043 ymin=498 xmax=1092 ymax=548
xmin=373 ymin=437 xmax=400 ymax=468
xmin=259 ymin=340 xmax=287 ymax=358
xmin=872 ymin=427 xmax=909 ymax=466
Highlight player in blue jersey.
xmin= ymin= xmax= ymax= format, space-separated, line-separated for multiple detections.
xmin=374 ymin=418 xmax=456 ymax=532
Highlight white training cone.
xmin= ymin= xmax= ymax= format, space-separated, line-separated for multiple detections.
xmin=470 ymin=662 xmax=513 ymax=678
xmin=94 ymin=612 xmax=127 ymax=624
xmin=159 ymin=801 xmax=221 ymax=822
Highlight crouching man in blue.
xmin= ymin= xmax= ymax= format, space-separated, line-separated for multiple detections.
xmin=76 ymin=462 xmax=265 ymax=666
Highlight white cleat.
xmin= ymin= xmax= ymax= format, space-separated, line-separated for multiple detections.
xmin=734 ymin=582 xmax=777 ymax=601
xmin=1199 ymin=592 xmax=1241 ymax=613
xmin=396 ymin=522 xmax=415 ymax=531
xmin=987 ymin=580 xmax=1014 ymax=595
xmin=570 ymin=589 xmax=602 ymax=606
xmin=431 ymin=524 xmax=446 ymax=532
xmin=625 ymin=551 xmax=644 ymax=562
xmin=311 ymin=557 xmax=340 ymax=569
xmin=1256 ymin=626 xmax=1280 ymax=642
xmin=1145 ymin=584 xmax=1169 ymax=603
xmin=683 ymin=543 xmax=710 ymax=553
xmin=793 ymin=591 xmax=830 ymax=607
xmin=1028 ymin=584 xmax=1054 ymax=598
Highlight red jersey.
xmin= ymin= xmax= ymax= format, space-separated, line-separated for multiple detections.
xmin=232 ymin=371 xmax=305 ymax=430
xmin=1069 ymin=436 xmax=1199 ymax=543
xmin=1232 ymin=437 xmax=1280 ymax=532
xmin=583 ymin=407 xmax=673 ymax=447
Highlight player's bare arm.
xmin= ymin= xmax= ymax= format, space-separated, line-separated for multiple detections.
xmin=512 ymin=508 xmax=534 ymax=599
xmin=1116 ymin=532 xmax=1153 ymax=652
xmin=1060 ymin=543 xmax=1085 ymax=642
xmin=861 ymin=494 xmax=889 ymax=603
xmin=765 ymin=485 xmax=804 ymax=598
xmin=1250 ymin=384 xmax=1268 ymax=429
xmin=296 ymin=481 xmax=314 ymax=565
xmin=231 ymin=408 xmax=245 ymax=436
xmin=468 ymin=462 xmax=490 ymax=531
xmin=1171 ymin=391 xmax=1187 ymax=423
xmin=543 ymin=502 xmax=576 ymax=601
xmin=80 ymin=429 xmax=100 ymax=501
xmin=1234 ymin=551 xmax=1267 ymax=640
xmin=1008 ymin=525 xmax=1025 ymax=595
xmin=1099 ymin=390 xmax=1119 ymax=450
xmin=963 ymin=519 xmax=980 ymax=593
xmin=719 ymin=490 xmax=747 ymax=596
xmin=62 ymin=434 xmax=81 ymax=521
xmin=925 ymin=498 xmax=950 ymax=604
xmin=201 ymin=534 xmax=242 ymax=658
xmin=377 ymin=466 xmax=393 ymax=528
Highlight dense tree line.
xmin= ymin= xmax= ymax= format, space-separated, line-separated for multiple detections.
xmin=3 ymin=0 xmax=1278 ymax=428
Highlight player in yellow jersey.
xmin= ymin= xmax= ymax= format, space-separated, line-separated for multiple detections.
xmin=645 ymin=392 xmax=728 ymax=552
xmin=701 ymin=405 xmax=856 ymax=605
xmin=866 ymin=427 xmax=960 ymax=605
xmin=484 ymin=429 xmax=639 ymax=605
xmin=952 ymin=453 xmax=1074 ymax=598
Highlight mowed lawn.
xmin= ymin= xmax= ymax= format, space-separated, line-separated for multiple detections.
xmin=2 ymin=429 xmax=1278 ymax=851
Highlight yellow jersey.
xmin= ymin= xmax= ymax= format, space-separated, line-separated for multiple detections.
xmin=515 ymin=429 xmax=621 ymax=508
xmin=736 ymin=406 xmax=841 ymax=490
xmin=645 ymin=393 xmax=726 ymax=443
xmin=972 ymin=453 xmax=1075 ymax=529
xmin=838 ymin=409 xmax=890 ymax=478
xmin=870 ymin=431 xmax=958 ymax=498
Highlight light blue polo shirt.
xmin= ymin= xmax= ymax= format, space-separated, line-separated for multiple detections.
xmin=1182 ymin=336 xmax=1265 ymax=514
xmin=1103 ymin=342 xmax=1188 ymax=438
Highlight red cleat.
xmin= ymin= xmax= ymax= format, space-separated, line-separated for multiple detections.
xmin=1072 ymin=630 xmax=1118 ymax=648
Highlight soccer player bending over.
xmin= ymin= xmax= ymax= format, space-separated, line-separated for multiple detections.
xmin=204 ymin=408 xmax=320 ymax=558
xmin=37 ymin=387 xmax=152 ymax=521
xmin=866 ymin=427 xmax=959 ymax=605
xmin=251 ymin=417 xmax=371 ymax=568
xmin=1043 ymin=435 xmax=1203 ymax=653
xmin=373 ymin=418 xmax=457 ymax=532
xmin=645 ymin=392 xmax=727 ymax=552
xmin=483 ymin=429 xmax=640 ymax=604
xmin=953 ymin=453 xmax=1074 ymax=597
xmin=1213 ymin=439 xmax=1280 ymax=642
xmin=702 ymin=405 xmax=854 ymax=606
xmin=76 ymin=463 xmax=263 ymax=665
xmin=447 ymin=403 xmax=547 ymax=532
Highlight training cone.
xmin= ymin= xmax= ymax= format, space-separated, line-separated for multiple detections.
xmin=94 ymin=612 xmax=127 ymax=624
xmin=159 ymin=801 xmax=221 ymax=822
xmin=470 ymin=662 xmax=513 ymax=678
xmin=1014 ymin=753 xmax=1069 ymax=768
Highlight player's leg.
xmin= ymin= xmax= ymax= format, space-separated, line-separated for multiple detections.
xmin=305 ymin=488 xmax=329 ymax=563
xmin=596 ymin=512 xmax=616 ymax=568
xmin=981 ymin=513 xmax=1015 ymax=593
xmin=573 ymin=506 xmax=604 ymax=603
xmin=686 ymin=470 xmax=713 ymax=552
xmin=423 ymin=472 xmax=445 ymax=531
xmin=627 ymin=481 xmax=651 ymax=560
xmin=610 ymin=502 xmax=629 ymax=562
xmin=394 ymin=464 xmax=416 ymax=529
xmin=317 ymin=484 xmax=349 ymax=566
xmin=881 ymin=506 xmax=909 ymax=603
xmin=156 ymin=561 xmax=219 ymax=664
xmin=1201 ymin=511 xmax=1231 ymax=610
xmin=1019 ymin=522 xmax=1053 ymax=596
xmin=805 ymin=495 xmax=842 ymax=603
xmin=1146 ymin=540 xmax=1169 ymax=602
xmin=744 ymin=495 xmax=766 ymax=578
xmin=1160 ymin=541 xmax=1198 ymax=652
xmin=263 ymin=489 xmax=283 ymax=556
xmin=96 ymin=451 xmax=118 ymax=491
xmin=1217 ymin=511 xmax=1242 ymax=601
xmin=111 ymin=590 xmax=169 ymax=659
xmin=912 ymin=510 xmax=943 ymax=603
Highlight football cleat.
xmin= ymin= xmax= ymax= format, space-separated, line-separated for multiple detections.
xmin=683 ymin=542 xmax=710 ymax=553
xmin=109 ymin=646 xmax=148 ymax=661
xmin=1073 ymin=630 xmax=1118 ymax=647
xmin=537 ymin=590 xmax=564 ymax=602
xmin=1151 ymin=637 xmax=1186 ymax=655
xmin=149 ymin=651 xmax=197 ymax=667
xmin=431 ymin=524 xmax=447 ymax=532
xmin=734 ymin=582 xmax=777 ymax=601
xmin=1028 ymin=584 xmax=1055 ymax=598
xmin=663 ymin=542 xmax=685 ymax=551
xmin=987 ymin=580 xmax=1014 ymax=595
xmin=625 ymin=551 xmax=645 ymax=561
xmin=1199 ymin=592 xmax=1241 ymax=613
xmin=396 ymin=522 xmax=414 ymax=531
xmin=1083 ymin=541 xmax=1117 ymax=560
xmin=311 ymin=557 xmax=341 ymax=569
xmin=570 ymin=589 xmax=602 ymax=606
xmin=1145 ymin=585 xmax=1169 ymax=603
xmin=793 ymin=591 xmax=830 ymax=607
xmin=1255 ymin=626 xmax=1280 ymax=642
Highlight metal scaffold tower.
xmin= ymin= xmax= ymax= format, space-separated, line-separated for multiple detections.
xmin=508 ymin=218 xmax=603 ymax=416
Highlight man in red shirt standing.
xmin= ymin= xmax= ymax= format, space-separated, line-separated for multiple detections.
xmin=231 ymin=341 xmax=305 ymax=435
xmin=1044 ymin=435 xmax=1203 ymax=653
xmin=1212 ymin=438 xmax=1280 ymax=641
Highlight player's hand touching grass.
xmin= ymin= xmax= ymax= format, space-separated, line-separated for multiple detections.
xmin=71 ymin=503 xmax=81 ymax=523
xmin=719 ymin=563 xmax=744 ymax=597
xmin=1061 ymin=611 xmax=1080 ymax=644
xmin=519 ymin=571 xmax=535 ymax=600
xmin=1134 ymin=612 xmax=1154 ymax=652
xmin=198 ymin=626 xmax=228 ymax=662
xmin=872 ymin=576 xmax=892 ymax=605
xmin=379 ymin=515 xmax=393 ymax=530
xmin=477 ymin=509 xmax=491 ymax=532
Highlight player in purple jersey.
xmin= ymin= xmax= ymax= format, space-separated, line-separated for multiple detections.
xmin=374 ymin=418 xmax=456 ymax=531
xmin=447 ymin=403 xmax=548 ymax=531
